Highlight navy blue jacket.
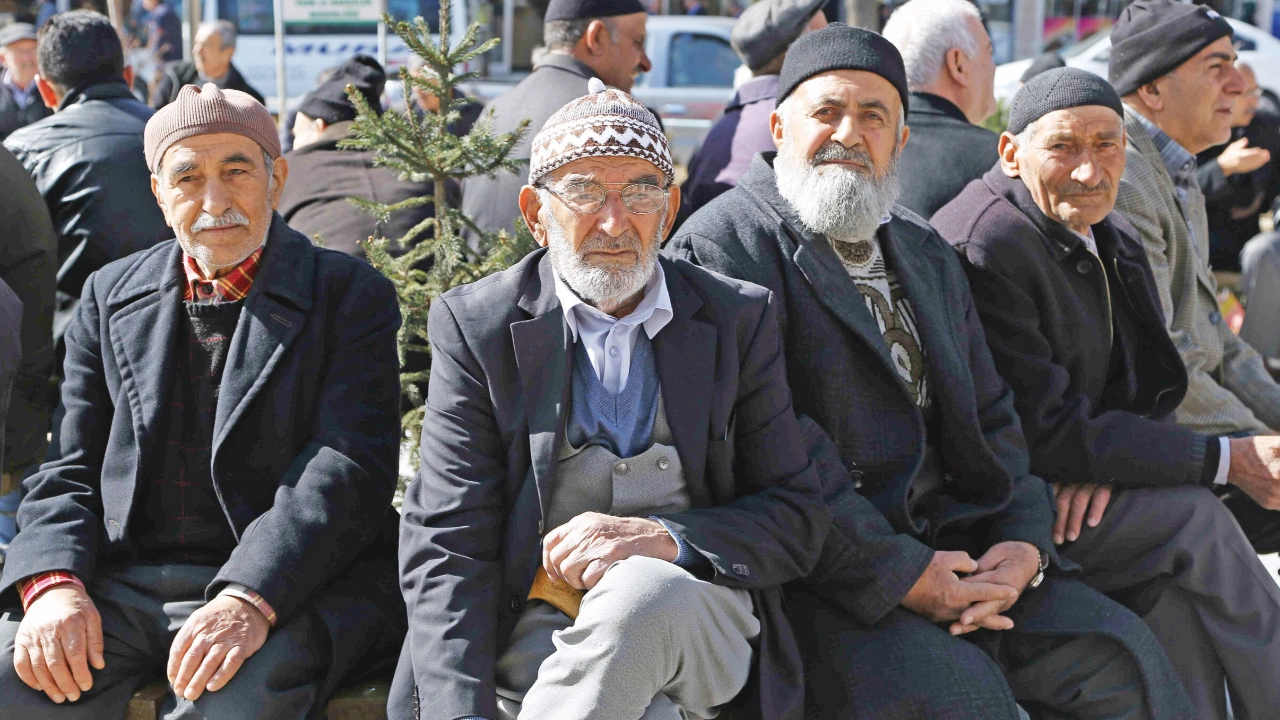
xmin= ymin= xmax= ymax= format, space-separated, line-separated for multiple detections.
xmin=0 ymin=218 xmax=406 ymax=696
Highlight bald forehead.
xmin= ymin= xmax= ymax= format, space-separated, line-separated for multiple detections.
xmin=792 ymin=70 xmax=902 ymax=119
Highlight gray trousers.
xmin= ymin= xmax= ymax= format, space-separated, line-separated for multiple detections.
xmin=500 ymin=556 xmax=759 ymax=720
xmin=0 ymin=564 xmax=329 ymax=719
xmin=1061 ymin=485 xmax=1280 ymax=720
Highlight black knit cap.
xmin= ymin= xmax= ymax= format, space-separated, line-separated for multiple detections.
xmin=1108 ymin=0 xmax=1233 ymax=96
xmin=776 ymin=23 xmax=909 ymax=116
xmin=298 ymin=54 xmax=386 ymax=124
xmin=1007 ymin=67 xmax=1124 ymax=134
xmin=1019 ymin=51 xmax=1066 ymax=83
xmin=545 ymin=0 xmax=646 ymax=22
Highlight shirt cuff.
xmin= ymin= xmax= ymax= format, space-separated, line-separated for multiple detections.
xmin=17 ymin=572 xmax=84 ymax=611
xmin=218 ymin=583 xmax=278 ymax=626
xmin=1214 ymin=436 xmax=1232 ymax=485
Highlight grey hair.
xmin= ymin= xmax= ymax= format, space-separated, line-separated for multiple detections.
xmin=544 ymin=17 xmax=617 ymax=52
xmin=199 ymin=20 xmax=237 ymax=50
xmin=1012 ymin=119 xmax=1039 ymax=152
xmin=882 ymin=0 xmax=982 ymax=91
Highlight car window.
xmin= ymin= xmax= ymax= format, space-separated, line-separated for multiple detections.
xmin=668 ymin=33 xmax=739 ymax=88
xmin=218 ymin=0 xmax=439 ymax=35
xmin=1235 ymin=36 xmax=1257 ymax=52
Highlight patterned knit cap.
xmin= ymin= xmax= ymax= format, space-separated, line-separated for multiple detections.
xmin=528 ymin=78 xmax=674 ymax=185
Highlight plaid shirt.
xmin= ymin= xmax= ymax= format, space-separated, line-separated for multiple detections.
xmin=1129 ymin=109 xmax=1203 ymax=254
xmin=17 ymin=246 xmax=278 ymax=624
xmin=183 ymin=247 xmax=263 ymax=304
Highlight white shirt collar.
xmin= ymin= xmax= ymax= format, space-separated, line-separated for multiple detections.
xmin=1070 ymin=227 xmax=1098 ymax=256
xmin=553 ymin=259 xmax=673 ymax=342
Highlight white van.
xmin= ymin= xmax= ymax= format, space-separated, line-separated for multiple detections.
xmin=207 ymin=0 xmax=468 ymax=109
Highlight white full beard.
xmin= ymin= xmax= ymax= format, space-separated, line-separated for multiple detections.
xmin=546 ymin=208 xmax=665 ymax=315
xmin=774 ymin=136 xmax=902 ymax=242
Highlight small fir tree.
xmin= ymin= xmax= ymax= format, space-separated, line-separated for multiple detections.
xmin=341 ymin=6 xmax=536 ymax=465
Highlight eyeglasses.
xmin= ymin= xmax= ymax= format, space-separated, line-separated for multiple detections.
xmin=541 ymin=180 xmax=669 ymax=215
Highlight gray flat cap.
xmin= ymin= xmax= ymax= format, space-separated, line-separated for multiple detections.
xmin=731 ymin=0 xmax=826 ymax=72
xmin=0 ymin=23 xmax=37 ymax=48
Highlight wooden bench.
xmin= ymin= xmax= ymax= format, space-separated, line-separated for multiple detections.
xmin=124 ymin=678 xmax=391 ymax=720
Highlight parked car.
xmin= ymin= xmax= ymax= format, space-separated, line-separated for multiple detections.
xmin=465 ymin=15 xmax=741 ymax=167
xmin=994 ymin=18 xmax=1280 ymax=101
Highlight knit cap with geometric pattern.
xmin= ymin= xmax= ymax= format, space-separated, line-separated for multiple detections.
xmin=528 ymin=77 xmax=674 ymax=185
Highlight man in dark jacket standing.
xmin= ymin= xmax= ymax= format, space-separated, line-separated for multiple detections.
xmin=668 ymin=24 xmax=1190 ymax=720
xmin=0 ymin=278 xmax=21 ymax=564
xmin=393 ymin=81 xmax=829 ymax=720
xmin=150 ymin=20 xmax=264 ymax=109
xmin=677 ymin=0 xmax=825 ymax=227
xmin=934 ymin=67 xmax=1280 ymax=720
xmin=882 ymin=0 xmax=1000 ymax=219
xmin=5 ymin=12 xmax=167 ymax=353
xmin=279 ymin=55 xmax=442 ymax=259
xmin=0 ymin=82 xmax=404 ymax=718
xmin=460 ymin=0 xmax=651 ymax=241
xmin=0 ymin=24 xmax=51 ymax=141
xmin=0 ymin=147 xmax=56 ymax=562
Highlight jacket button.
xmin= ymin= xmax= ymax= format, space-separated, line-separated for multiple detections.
xmin=1075 ymin=260 xmax=1092 ymax=274
xmin=850 ymin=469 xmax=864 ymax=489
xmin=657 ymin=456 xmax=670 ymax=470
xmin=510 ymin=597 xmax=523 ymax=611
xmin=732 ymin=563 xmax=750 ymax=577
xmin=1209 ymin=311 xmax=1222 ymax=325
xmin=615 ymin=462 xmax=629 ymax=475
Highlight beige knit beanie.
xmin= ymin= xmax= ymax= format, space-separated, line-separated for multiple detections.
xmin=145 ymin=83 xmax=281 ymax=173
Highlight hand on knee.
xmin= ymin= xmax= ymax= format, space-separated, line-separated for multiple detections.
xmin=13 ymin=585 xmax=105 ymax=704
xmin=167 ymin=595 xmax=270 ymax=702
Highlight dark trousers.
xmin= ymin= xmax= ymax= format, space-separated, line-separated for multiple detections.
xmin=0 ymin=564 xmax=330 ymax=719
xmin=788 ymin=575 xmax=1191 ymax=720
xmin=1062 ymin=485 xmax=1280 ymax=720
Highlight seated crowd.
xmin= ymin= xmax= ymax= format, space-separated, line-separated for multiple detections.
xmin=1 ymin=1 xmax=1280 ymax=719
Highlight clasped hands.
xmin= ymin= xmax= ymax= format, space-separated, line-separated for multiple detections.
xmin=901 ymin=541 xmax=1041 ymax=636
xmin=13 ymin=584 xmax=269 ymax=704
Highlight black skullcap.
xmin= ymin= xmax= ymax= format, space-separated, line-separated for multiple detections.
xmin=1019 ymin=51 xmax=1065 ymax=83
xmin=1109 ymin=0 xmax=1232 ymax=96
xmin=731 ymin=0 xmax=826 ymax=72
xmin=298 ymin=54 xmax=385 ymax=125
xmin=544 ymin=0 xmax=646 ymax=22
xmin=1007 ymin=67 xmax=1124 ymax=135
xmin=0 ymin=22 xmax=37 ymax=48
xmin=776 ymin=23 xmax=909 ymax=115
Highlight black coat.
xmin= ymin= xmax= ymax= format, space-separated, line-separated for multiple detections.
xmin=0 ymin=279 xmax=20 ymax=475
xmin=1195 ymin=109 xmax=1280 ymax=271
xmin=0 ymin=218 xmax=406 ymax=697
xmin=667 ymin=152 xmax=1060 ymax=626
xmin=460 ymin=54 xmax=596 ymax=240
xmin=933 ymin=168 xmax=1208 ymax=489
xmin=897 ymin=92 xmax=999 ymax=220
xmin=0 ymin=82 xmax=51 ymax=141
xmin=0 ymin=147 xmax=56 ymax=478
xmin=3 ymin=81 xmax=168 ymax=341
xmin=391 ymin=250 xmax=830 ymax=720
xmin=151 ymin=61 xmax=265 ymax=109
xmin=278 ymin=121 xmax=447 ymax=259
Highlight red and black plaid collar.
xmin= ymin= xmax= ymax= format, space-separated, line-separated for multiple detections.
xmin=182 ymin=247 xmax=264 ymax=303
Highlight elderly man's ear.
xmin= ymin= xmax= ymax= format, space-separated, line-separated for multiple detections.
xmin=998 ymin=132 xmax=1021 ymax=178
xmin=518 ymin=185 xmax=549 ymax=248
xmin=269 ymin=155 xmax=289 ymax=209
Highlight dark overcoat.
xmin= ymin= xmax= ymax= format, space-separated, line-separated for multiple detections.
xmin=666 ymin=153 xmax=1192 ymax=718
xmin=0 ymin=278 xmax=20 ymax=473
xmin=932 ymin=167 xmax=1206 ymax=489
xmin=0 ymin=218 xmax=406 ymax=699
xmin=897 ymin=92 xmax=999 ymax=220
xmin=0 ymin=82 xmax=51 ymax=142
xmin=390 ymin=250 xmax=830 ymax=720
xmin=151 ymin=61 xmax=265 ymax=109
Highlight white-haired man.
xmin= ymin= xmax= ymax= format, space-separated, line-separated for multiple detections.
xmin=151 ymin=20 xmax=264 ymax=109
xmin=392 ymin=79 xmax=829 ymax=720
xmin=882 ymin=0 xmax=999 ymax=218
xmin=669 ymin=22 xmax=1192 ymax=719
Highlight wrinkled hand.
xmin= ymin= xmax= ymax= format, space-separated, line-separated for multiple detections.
xmin=542 ymin=512 xmax=679 ymax=590
xmin=13 ymin=584 xmax=104 ymax=703
xmin=900 ymin=550 xmax=1018 ymax=635
xmin=1051 ymin=482 xmax=1112 ymax=544
xmin=951 ymin=541 xmax=1041 ymax=635
xmin=1229 ymin=436 xmax=1280 ymax=509
xmin=167 ymin=595 xmax=269 ymax=702
xmin=1217 ymin=137 xmax=1271 ymax=177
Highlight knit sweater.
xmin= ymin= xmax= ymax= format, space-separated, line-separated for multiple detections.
xmin=134 ymin=300 xmax=242 ymax=564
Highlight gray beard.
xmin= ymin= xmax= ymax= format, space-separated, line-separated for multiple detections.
xmin=774 ymin=137 xmax=901 ymax=242
xmin=171 ymin=202 xmax=271 ymax=272
xmin=546 ymin=207 xmax=665 ymax=315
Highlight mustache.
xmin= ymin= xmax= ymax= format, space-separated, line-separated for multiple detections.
xmin=578 ymin=229 xmax=643 ymax=255
xmin=1057 ymin=179 xmax=1112 ymax=196
xmin=812 ymin=141 xmax=874 ymax=167
xmin=190 ymin=209 xmax=250 ymax=233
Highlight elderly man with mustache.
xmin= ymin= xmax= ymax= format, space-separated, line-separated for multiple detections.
xmin=934 ymin=66 xmax=1280 ymax=720
xmin=0 ymin=83 xmax=406 ymax=718
xmin=668 ymin=23 xmax=1192 ymax=719
xmin=391 ymin=79 xmax=829 ymax=720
